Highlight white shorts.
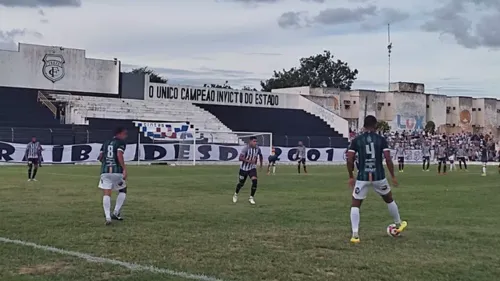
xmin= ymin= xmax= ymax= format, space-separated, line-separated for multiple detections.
xmin=352 ymin=178 xmax=391 ymax=200
xmin=448 ymin=155 xmax=455 ymax=161
xmin=98 ymin=173 xmax=126 ymax=190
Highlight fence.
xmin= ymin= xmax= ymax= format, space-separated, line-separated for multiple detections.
xmin=0 ymin=127 xmax=348 ymax=147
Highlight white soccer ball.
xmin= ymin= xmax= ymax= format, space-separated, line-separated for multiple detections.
xmin=386 ymin=223 xmax=400 ymax=237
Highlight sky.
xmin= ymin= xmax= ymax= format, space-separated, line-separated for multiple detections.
xmin=0 ymin=0 xmax=499 ymax=97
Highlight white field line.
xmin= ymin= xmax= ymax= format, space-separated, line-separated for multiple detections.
xmin=0 ymin=237 xmax=225 ymax=281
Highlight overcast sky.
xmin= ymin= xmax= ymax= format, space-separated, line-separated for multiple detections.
xmin=0 ymin=0 xmax=499 ymax=97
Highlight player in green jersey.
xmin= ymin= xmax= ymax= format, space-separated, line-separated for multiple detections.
xmin=98 ymin=127 xmax=128 ymax=225
xmin=346 ymin=116 xmax=407 ymax=243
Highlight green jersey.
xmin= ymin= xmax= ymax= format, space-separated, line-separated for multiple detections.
xmin=348 ymin=132 xmax=389 ymax=181
xmin=100 ymin=138 xmax=126 ymax=174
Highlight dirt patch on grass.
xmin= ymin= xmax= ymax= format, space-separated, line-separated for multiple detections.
xmin=18 ymin=261 xmax=69 ymax=275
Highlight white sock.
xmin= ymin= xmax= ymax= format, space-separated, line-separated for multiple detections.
xmin=103 ymin=195 xmax=111 ymax=220
xmin=387 ymin=201 xmax=401 ymax=224
xmin=350 ymin=207 xmax=360 ymax=237
xmin=450 ymin=163 xmax=454 ymax=171
xmin=482 ymin=165 xmax=486 ymax=174
xmin=114 ymin=192 xmax=126 ymax=214
xmin=272 ymin=166 xmax=276 ymax=174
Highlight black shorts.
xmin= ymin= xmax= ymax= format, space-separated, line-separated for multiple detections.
xmin=298 ymin=158 xmax=306 ymax=164
xmin=423 ymin=156 xmax=430 ymax=161
xmin=481 ymin=157 xmax=488 ymax=163
xmin=27 ymin=158 xmax=39 ymax=165
xmin=458 ymin=157 xmax=466 ymax=162
xmin=398 ymin=157 xmax=405 ymax=163
xmin=438 ymin=157 xmax=447 ymax=163
xmin=239 ymin=168 xmax=257 ymax=181
xmin=268 ymin=155 xmax=278 ymax=165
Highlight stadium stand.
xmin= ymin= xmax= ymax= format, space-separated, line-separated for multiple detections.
xmin=196 ymin=104 xmax=349 ymax=147
xmin=48 ymin=94 xmax=240 ymax=143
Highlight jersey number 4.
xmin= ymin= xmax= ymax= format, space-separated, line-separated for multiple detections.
xmin=365 ymin=143 xmax=375 ymax=158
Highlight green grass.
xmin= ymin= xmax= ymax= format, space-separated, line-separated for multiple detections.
xmin=1 ymin=164 xmax=500 ymax=281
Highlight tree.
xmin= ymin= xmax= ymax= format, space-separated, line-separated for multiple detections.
xmin=260 ymin=50 xmax=358 ymax=92
xmin=131 ymin=67 xmax=167 ymax=83
xmin=376 ymin=120 xmax=391 ymax=133
xmin=425 ymin=121 xmax=436 ymax=134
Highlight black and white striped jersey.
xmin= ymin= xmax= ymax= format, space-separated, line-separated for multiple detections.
xmin=240 ymin=145 xmax=262 ymax=171
xmin=26 ymin=142 xmax=42 ymax=159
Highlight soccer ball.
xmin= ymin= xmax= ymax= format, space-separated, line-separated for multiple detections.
xmin=386 ymin=224 xmax=400 ymax=237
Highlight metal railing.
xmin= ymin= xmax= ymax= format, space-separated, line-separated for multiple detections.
xmin=37 ymin=91 xmax=57 ymax=117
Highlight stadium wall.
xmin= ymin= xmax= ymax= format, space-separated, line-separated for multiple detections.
xmin=389 ymin=91 xmax=426 ymax=132
xmin=0 ymin=43 xmax=119 ymax=94
xmin=426 ymin=94 xmax=447 ymax=131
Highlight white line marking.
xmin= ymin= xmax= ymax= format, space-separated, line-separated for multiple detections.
xmin=0 ymin=237 xmax=224 ymax=281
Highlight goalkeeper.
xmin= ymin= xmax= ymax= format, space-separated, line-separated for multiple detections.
xmin=267 ymin=147 xmax=279 ymax=175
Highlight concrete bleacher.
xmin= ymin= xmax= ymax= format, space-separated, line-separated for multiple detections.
xmin=50 ymin=94 xmax=240 ymax=143
xmin=196 ymin=104 xmax=349 ymax=147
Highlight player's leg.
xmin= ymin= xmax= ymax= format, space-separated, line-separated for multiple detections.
xmin=459 ymin=158 xmax=463 ymax=170
xmin=375 ymin=179 xmax=407 ymax=234
xmin=401 ymin=157 xmax=405 ymax=172
xmin=112 ymin=175 xmax=127 ymax=220
xmin=31 ymin=159 xmax=39 ymax=181
xmin=272 ymin=162 xmax=276 ymax=174
xmin=442 ymin=159 xmax=447 ymax=174
xmin=482 ymin=161 xmax=487 ymax=176
xmin=302 ymin=159 xmax=307 ymax=174
xmin=27 ymin=159 xmax=33 ymax=181
xmin=249 ymin=169 xmax=258 ymax=205
xmin=398 ymin=158 xmax=402 ymax=172
xmin=422 ymin=157 xmax=426 ymax=171
xmin=233 ymin=170 xmax=248 ymax=203
xmin=350 ymin=181 xmax=368 ymax=243
xmin=463 ymin=158 xmax=467 ymax=170
xmin=438 ymin=159 xmax=442 ymax=174
xmin=297 ymin=159 xmax=301 ymax=174
xmin=426 ymin=157 xmax=430 ymax=171
xmin=98 ymin=174 xmax=113 ymax=225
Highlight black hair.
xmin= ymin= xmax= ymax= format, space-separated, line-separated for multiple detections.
xmin=249 ymin=136 xmax=257 ymax=141
xmin=363 ymin=115 xmax=377 ymax=129
xmin=114 ymin=127 xmax=126 ymax=136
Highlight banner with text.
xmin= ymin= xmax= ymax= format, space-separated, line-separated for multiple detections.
xmin=145 ymin=83 xmax=284 ymax=108
xmin=0 ymin=142 xmax=430 ymax=163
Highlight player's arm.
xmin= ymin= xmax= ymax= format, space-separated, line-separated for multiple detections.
xmin=97 ymin=144 xmax=104 ymax=162
xmin=346 ymin=141 xmax=357 ymax=179
xmin=239 ymin=147 xmax=252 ymax=163
xmin=117 ymin=142 xmax=127 ymax=179
xmin=382 ymin=138 xmax=395 ymax=179
xmin=258 ymin=148 xmax=263 ymax=167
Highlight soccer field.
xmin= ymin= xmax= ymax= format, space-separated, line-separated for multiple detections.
xmin=1 ymin=165 xmax=500 ymax=281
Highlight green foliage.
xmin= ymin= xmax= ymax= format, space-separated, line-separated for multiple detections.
xmin=131 ymin=67 xmax=167 ymax=83
xmin=260 ymin=50 xmax=358 ymax=91
xmin=425 ymin=121 xmax=436 ymax=133
xmin=376 ymin=120 xmax=391 ymax=133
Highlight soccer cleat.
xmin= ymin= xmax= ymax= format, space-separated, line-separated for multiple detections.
xmin=249 ymin=196 xmax=256 ymax=205
xmin=105 ymin=220 xmax=112 ymax=226
xmin=396 ymin=221 xmax=408 ymax=234
xmin=350 ymin=236 xmax=360 ymax=243
xmin=111 ymin=212 xmax=123 ymax=221
xmin=32 ymin=179 xmax=38 ymax=182
xmin=232 ymin=193 xmax=238 ymax=203
xmin=28 ymin=179 xmax=32 ymax=182
xmin=482 ymin=173 xmax=486 ymax=177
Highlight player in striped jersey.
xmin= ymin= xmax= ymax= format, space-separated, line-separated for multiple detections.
xmin=421 ymin=141 xmax=431 ymax=171
xmin=435 ymin=143 xmax=447 ymax=175
xmin=267 ymin=147 xmax=278 ymax=175
xmin=233 ymin=136 xmax=263 ymax=205
xmin=456 ymin=145 xmax=467 ymax=171
xmin=25 ymin=136 xmax=43 ymax=181
xmin=98 ymin=127 xmax=128 ymax=225
xmin=347 ymin=115 xmax=407 ymax=243
xmin=295 ymin=141 xmax=307 ymax=174
xmin=395 ymin=142 xmax=406 ymax=173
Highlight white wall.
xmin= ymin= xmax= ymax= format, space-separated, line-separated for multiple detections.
xmin=390 ymin=92 xmax=426 ymax=131
xmin=426 ymin=94 xmax=447 ymax=130
xmin=0 ymin=43 xmax=119 ymax=94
